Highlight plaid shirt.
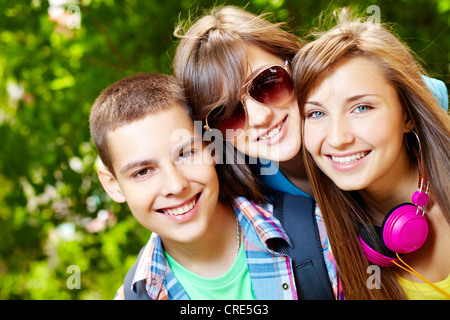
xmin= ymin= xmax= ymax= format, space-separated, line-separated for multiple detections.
xmin=115 ymin=197 xmax=342 ymax=300
xmin=314 ymin=203 xmax=344 ymax=300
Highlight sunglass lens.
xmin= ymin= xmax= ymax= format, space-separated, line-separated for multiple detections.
xmin=209 ymin=103 xmax=246 ymax=139
xmin=248 ymin=66 xmax=293 ymax=105
xmin=205 ymin=66 xmax=292 ymax=140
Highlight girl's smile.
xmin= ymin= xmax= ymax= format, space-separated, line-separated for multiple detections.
xmin=326 ymin=150 xmax=371 ymax=171
xmin=304 ymin=57 xmax=412 ymax=192
xmin=234 ymin=45 xmax=301 ymax=162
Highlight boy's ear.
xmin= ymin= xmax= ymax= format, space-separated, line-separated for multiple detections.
xmin=97 ymin=167 xmax=126 ymax=203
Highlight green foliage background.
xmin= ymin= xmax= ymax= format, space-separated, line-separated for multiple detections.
xmin=0 ymin=0 xmax=448 ymax=299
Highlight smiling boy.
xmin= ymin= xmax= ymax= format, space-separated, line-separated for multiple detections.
xmin=89 ymin=73 xmax=298 ymax=300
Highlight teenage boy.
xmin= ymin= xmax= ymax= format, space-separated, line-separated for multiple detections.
xmin=89 ymin=73 xmax=298 ymax=300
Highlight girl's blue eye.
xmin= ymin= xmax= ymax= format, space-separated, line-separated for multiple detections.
xmin=354 ymin=105 xmax=372 ymax=113
xmin=308 ymin=111 xmax=325 ymax=118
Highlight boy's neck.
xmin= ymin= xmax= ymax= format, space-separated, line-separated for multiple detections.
xmin=162 ymin=200 xmax=240 ymax=278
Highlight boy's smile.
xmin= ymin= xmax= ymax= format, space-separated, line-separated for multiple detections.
xmin=157 ymin=193 xmax=199 ymax=216
xmin=156 ymin=193 xmax=203 ymax=223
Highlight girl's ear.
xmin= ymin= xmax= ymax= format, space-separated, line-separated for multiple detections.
xmin=403 ymin=111 xmax=415 ymax=133
xmin=97 ymin=167 xmax=126 ymax=203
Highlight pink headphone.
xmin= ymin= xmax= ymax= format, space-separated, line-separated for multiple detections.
xmin=359 ymin=163 xmax=429 ymax=267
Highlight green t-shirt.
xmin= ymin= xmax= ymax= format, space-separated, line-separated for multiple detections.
xmin=164 ymin=246 xmax=256 ymax=300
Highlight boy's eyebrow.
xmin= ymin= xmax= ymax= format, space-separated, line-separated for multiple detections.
xmin=170 ymin=136 xmax=203 ymax=157
xmin=119 ymin=159 xmax=157 ymax=174
xmin=119 ymin=136 xmax=203 ymax=174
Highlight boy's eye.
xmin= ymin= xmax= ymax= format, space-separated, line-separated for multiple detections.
xmin=134 ymin=168 xmax=151 ymax=178
xmin=179 ymin=148 xmax=196 ymax=159
xmin=180 ymin=150 xmax=192 ymax=158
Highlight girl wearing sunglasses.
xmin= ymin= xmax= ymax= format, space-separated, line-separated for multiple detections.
xmin=174 ymin=6 xmax=310 ymax=195
xmin=293 ymin=9 xmax=449 ymax=299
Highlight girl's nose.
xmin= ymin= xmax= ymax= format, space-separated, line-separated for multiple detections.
xmin=244 ymin=96 xmax=274 ymax=128
xmin=326 ymin=118 xmax=355 ymax=148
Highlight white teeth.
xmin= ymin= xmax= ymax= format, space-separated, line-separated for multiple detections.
xmin=331 ymin=152 xmax=368 ymax=164
xmin=162 ymin=196 xmax=197 ymax=216
xmin=259 ymin=121 xmax=283 ymax=141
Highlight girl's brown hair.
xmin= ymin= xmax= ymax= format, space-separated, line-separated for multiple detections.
xmin=173 ymin=5 xmax=303 ymax=121
xmin=173 ymin=6 xmax=303 ymax=204
xmin=292 ymin=8 xmax=450 ymax=299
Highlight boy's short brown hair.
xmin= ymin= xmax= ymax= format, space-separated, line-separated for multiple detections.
xmin=90 ymin=73 xmax=191 ymax=176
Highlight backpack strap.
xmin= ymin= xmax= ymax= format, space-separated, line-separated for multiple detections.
xmin=272 ymin=192 xmax=335 ymax=300
xmin=123 ymin=246 xmax=151 ymax=300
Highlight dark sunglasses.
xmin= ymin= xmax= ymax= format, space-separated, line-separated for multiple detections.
xmin=204 ymin=60 xmax=294 ymax=140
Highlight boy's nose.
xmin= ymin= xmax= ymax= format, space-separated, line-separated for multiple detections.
xmin=160 ymin=163 xmax=188 ymax=196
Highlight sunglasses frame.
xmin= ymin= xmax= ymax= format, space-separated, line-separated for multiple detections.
xmin=203 ymin=60 xmax=293 ymax=139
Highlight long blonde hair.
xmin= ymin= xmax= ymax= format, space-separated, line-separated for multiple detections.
xmin=292 ymin=9 xmax=450 ymax=299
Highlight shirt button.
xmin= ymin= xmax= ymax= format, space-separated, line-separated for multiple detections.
xmin=150 ymin=278 xmax=157 ymax=286
xmin=282 ymin=283 xmax=289 ymax=290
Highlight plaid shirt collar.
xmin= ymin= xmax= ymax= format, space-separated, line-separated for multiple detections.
xmin=130 ymin=196 xmax=293 ymax=300
xmin=232 ymin=197 xmax=292 ymax=248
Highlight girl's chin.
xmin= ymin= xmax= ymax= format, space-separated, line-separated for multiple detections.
xmin=236 ymin=135 xmax=300 ymax=163
xmin=247 ymin=145 xmax=300 ymax=163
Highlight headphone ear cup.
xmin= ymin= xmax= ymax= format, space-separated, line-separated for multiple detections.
xmin=382 ymin=203 xmax=428 ymax=254
xmin=359 ymin=225 xmax=398 ymax=267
